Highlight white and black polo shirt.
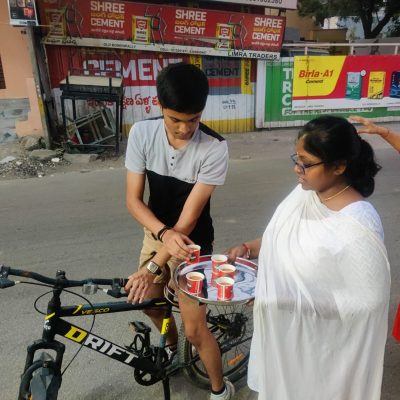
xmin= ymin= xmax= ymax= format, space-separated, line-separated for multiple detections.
xmin=125 ymin=117 xmax=228 ymax=248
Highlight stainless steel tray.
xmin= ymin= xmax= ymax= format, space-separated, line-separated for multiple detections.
xmin=173 ymin=255 xmax=257 ymax=305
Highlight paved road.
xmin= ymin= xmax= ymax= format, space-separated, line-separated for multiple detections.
xmin=0 ymin=130 xmax=399 ymax=399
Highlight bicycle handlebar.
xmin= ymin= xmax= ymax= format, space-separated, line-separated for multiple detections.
xmin=0 ymin=265 xmax=128 ymax=293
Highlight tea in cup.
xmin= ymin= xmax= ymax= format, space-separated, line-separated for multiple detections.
xmin=186 ymin=271 xmax=204 ymax=294
xmin=211 ymin=254 xmax=228 ymax=273
xmin=218 ymin=263 xmax=236 ymax=278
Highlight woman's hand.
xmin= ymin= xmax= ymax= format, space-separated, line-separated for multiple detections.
xmin=225 ymin=243 xmax=248 ymax=263
xmin=161 ymin=229 xmax=194 ymax=261
xmin=125 ymin=268 xmax=154 ymax=303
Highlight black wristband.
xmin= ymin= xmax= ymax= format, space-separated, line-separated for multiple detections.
xmin=157 ymin=225 xmax=171 ymax=242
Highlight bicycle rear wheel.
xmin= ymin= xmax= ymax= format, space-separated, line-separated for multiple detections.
xmin=177 ymin=301 xmax=253 ymax=389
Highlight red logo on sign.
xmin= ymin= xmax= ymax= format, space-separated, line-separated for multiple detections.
xmin=220 ymin=27 xmax=230 ymax=36
xmin=137 ymin=20 xmax=147 ymax=29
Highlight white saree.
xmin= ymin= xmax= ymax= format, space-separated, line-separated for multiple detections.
xmin=248 ymin=185 xmax=390 ymax=400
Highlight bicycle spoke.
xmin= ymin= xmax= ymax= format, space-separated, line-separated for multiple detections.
xmin=178 ymin=300 xmax=253 ymax=388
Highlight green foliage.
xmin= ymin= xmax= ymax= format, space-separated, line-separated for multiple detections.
xmin=298 ymin=0 xmax=400 ymax=38
xmin=387 ymin=16 xmax=400 ymax=37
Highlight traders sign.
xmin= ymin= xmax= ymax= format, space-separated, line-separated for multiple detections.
xmin=38 ymin=0 xmax=285 ymax=60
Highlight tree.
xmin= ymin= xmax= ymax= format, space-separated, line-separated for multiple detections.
xmin=298 ymin=0 xmax=400 ymax=39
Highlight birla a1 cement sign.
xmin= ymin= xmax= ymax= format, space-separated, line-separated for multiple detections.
xmin=292 ymin=55 xmax=400 ymax=110
xmin=256 ymin=58 xmax=400 ymax=128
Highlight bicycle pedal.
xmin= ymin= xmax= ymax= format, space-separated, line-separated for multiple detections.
xmin=129 ymin=321 xmax=151 ymax=334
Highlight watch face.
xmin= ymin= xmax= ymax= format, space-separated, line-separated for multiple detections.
xmin=147 ymin=261 xmax=160 ymax=275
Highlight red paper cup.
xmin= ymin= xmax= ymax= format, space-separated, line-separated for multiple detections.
xmin=216 ymin=277 xmax=234 ymax=301
xmin=211 ymin=254 xmax=228 ymax=273
xmin=211 ymin=271 xmax=219 ymax=287
xmin=186 ymin=272 xmax=204 ymax=294
xmin=218 ymin=263 xmax=236 ymax=278
xmin=187 ymin=244 xmax=201 ymax=264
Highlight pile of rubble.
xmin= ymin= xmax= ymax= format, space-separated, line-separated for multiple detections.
xmin=0 ymin=152 xmax=70 ymax=179
xmin=0 ymin=134 xmax=70 ymax=179
xmin=0 ymin=133 xmax=123 ymax=180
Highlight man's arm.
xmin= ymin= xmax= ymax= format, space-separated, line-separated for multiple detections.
xmin=126 ymin=170 xmax=198 ymax=259
xmin=349 ymin=115 xmax=400 ymax=152
xmin=152 ymin=182 xmax=216 ymax=266
xmin=125 ymin=175 xmax=215 ymax=303
xmin=126 ymin=170 xmax=166 ymax=236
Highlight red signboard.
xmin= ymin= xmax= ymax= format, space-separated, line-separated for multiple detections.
xmin=37 ymin=0 xmax=285 ymax=60
xmin=45 ymin=47 xmax=257 ymax=129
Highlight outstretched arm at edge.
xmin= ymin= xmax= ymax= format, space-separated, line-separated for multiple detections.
xmin=349 ymin=115 xmax=400 ymax=152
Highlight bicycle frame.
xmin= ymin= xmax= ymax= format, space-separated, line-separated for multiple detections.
xmin=34 ymin=302 xmax=171 ymax=371
xmin=20 ymin=277 xmax=177 ymax=399
xmin=1 ymin=265 xmax=253 ymax=400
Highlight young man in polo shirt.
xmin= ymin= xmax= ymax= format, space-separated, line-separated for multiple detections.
xmin=124 ymin=63 xmax=233 ymax=399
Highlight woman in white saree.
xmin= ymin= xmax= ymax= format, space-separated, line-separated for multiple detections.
xmin=226 ymin=116 xmax=390 ymax=400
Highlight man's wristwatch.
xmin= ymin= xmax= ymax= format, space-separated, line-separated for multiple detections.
xmin=146 ymin=261 xmax=162 ymax=276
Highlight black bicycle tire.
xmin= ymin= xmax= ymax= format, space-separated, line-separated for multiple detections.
xmin=18 ymin=356 xmax=61 ymax=400
xmin=177 ymin=301 xmax=253 ymax=389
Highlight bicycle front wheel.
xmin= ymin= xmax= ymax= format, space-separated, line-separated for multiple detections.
xmin=177 ymin=301 xmax=253 ymax=389
xmin=18 ymin=353 xmax=61 ymax=400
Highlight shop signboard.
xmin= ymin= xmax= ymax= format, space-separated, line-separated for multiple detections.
xmin=45 ymin=48 xmax=256 ymax=133
xmin=292 ymin=55 xmax=400 ymax=111
xmin=255 ymin=58 xmax=400 ymax=129
xmin=37 ymin=0 xmax=285 ymax=60
xmin=207 ymin=0 xmax=297 ymax=10
xmin=8 ymin=0 xmax=38 ymax=26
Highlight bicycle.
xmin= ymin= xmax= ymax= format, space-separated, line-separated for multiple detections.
xmin=0 ymin=263 xmax=254 ymax=400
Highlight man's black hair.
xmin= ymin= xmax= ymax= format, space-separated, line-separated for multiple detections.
xmin=156 ymin=62 xmax=209 ymax=114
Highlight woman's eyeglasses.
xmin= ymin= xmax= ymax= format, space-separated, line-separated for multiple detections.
xmin=290 ymin=154 xmax=325 ymax=175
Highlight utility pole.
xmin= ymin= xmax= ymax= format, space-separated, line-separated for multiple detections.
xmin=26 ymin=26 xmax=51 ymax=148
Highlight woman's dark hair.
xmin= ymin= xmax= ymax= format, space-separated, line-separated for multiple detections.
xmin=156 ymin=62 xmax=209 ymax=113
xmin=298 ymin=116 xmax=381 ymax=197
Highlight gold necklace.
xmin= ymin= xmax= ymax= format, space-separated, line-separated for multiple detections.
xmin=321 ymin=184 xmax=351 ymax=202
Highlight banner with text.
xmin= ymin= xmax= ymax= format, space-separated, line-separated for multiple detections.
xmin=45 ymin=48 xmax=256 ymax=133
xmin=38 ymin=0 xmax=285 ymax=60
xmin=292 ymin=55 xmax=400 ymax=111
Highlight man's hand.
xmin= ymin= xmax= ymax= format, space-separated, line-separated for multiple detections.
xmin=161 ymin=229 xmax=194 ymax=261
xmin=125 ymin=268 xmax=154 ymax=303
